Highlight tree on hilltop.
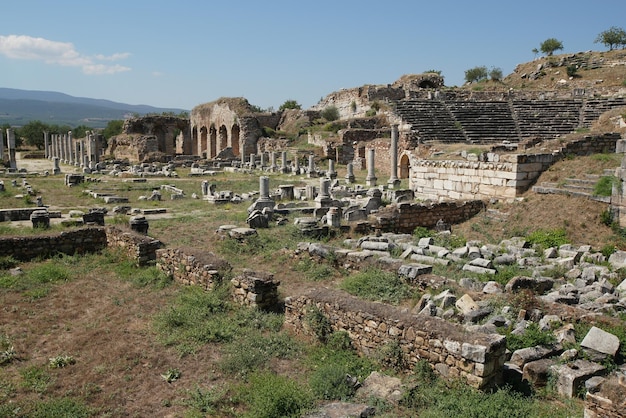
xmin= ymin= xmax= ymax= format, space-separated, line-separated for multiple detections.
xmin=595 ymin=26 xmax=626 ymax=51
xmin=279 ymin=100 xmax=301 ymax=111
xmin=539 ymin=38 xmax=563 ymax=56
xmin=464 ymin=66 xmax=488 ymax=83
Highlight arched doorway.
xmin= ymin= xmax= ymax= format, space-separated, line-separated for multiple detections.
xmin=400 ymin=154 xmax=410 ymax=179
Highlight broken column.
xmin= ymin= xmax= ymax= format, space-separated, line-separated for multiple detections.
xmin=247 ymin=176 xmax=275 ymax=213
xmin=249 ymin=153 xmax=256 ymax=169
xmin=293 ymin=152 xmax=300 ymax=174
xmin=326 ymin=206 xmax=341 ymax=227
xmin=53 ymin=157 xmax=61 ymax=175
xmin=281 ymin=151 xmax=288 ymax=173
xmin=315 ymin=177 xmax=333 ymax=208
xmin=129 ymin=215 xmax=149 ymax=235
xmin=270 ymin=152 xmax=277 ymax=172
xmin=328 ymin=159 xmax=337 ymax=179
xmin=307 ymin=155 xmax=316 ymax=178
xmin=260 ymin=152 xmax=266 ymax=168
xmin=388 ymin=124 xmax=400 ymax=188
xmin=365 ymin=148 xmax=377 ymax=187
xmin=345 ymin=162 xmax=355 ymax=184
xmin=6 ymin=128 xmax=17 ymax=170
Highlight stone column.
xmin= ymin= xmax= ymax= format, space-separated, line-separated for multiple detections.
xmin=249 ymin=153 xmax=256 ymax=169
xmin=259 ymin=176 xmax=270 ymax=200
xmin=327 ymin=206 xmax=341 ymax=227
xmin=51 ymin=134 xmax=56 ymax=160
xmin=270 ymin=152 xmax=277 ymax=172
xmin=388 ymin=124 xmax=400 ymax=188
xmin=241 ymin=151 xmax=246 ymax=167
xmin=53 ymin=157 xmax=61 ymax=174
xmin=78 ymin=140 xmax=85 ymax=167
xmin=6 ymin=128 xmax=17 ymax=170
xmin=365 ymin=148 xmax=377 ymax=187
xmin=328 ymin=159 xmax=337 ymax=179
xmin=307 ymin=155 xmax=316 ymax=178
xmin=43 ymin=131 xmax=49 ymax=159
xmin=293 ymin=152 xmax=300 ymax=174
xmin=345 ymin=162 xmax=355 ymax=184
xmin=280 ymin=151 xmax=288 ymax=173
xmin=260 ymin=152 xmax=266 ymax=168
xmin=68 ymin=131 xmax=75 ymax=165
xmin=315 ymin=177 xmax=333 ymax=208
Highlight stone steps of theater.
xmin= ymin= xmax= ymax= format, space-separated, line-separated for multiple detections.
xmin=532 ymin=175 xmax=612 ymax=203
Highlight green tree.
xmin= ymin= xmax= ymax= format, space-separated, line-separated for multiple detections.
xmin=539 ymin=38 xmax=563 ymax=56
xmin=102 ymin=120 xmax=124 ymax=139
xmin=464 ymin=66 xmax=488 ymax=83
xmin=17 ymin=120 xmax=48 ymax=149
xmin=489 ymin=67 xmax=503 ymax=81
xmin=279 ymin=99 xmax=301 ymax=111
xmin=320 ymin=105 xmax=340 ymax=121
xmin=595 ymin=26 xmax=626 ymax=51
xmin=0 ymin=123 xmax=20 ymax=147
xmin=72 ymin=125 xmax=91 ymax=139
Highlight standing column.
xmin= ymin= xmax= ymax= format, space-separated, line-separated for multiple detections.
xmin=78 ymin=140 xmax=85 ymax=167
xmin=259 ymin=176 xmax=270 ymax=201
xmin=307 ymin=155 xmax=316 ymax=178
xmin=345 ymin=162 xmax=355 ymax=184
xmin=260 ymin=152 xmax=266 ymax=168
xmin=328 ymin=159 xmax=337 ymax=179
xmin=280 ymin=151 xmax=287 ymax=173
xmin=249 ymin=153 xmax=256 ymax=169
xmin=43 ymin=131 xmax=49 ymax=159
xmin=388 ymin=124 xmax=400 ymax=188
xmin=0 ymin=129 xmax=4 ymax=161
xmin=314 ymin=177 xmax=332 ymax=208
xmin=270 ymin=152 xmax=277 ymax=172
xmin=365 ymin=148 xmax=377 ymax=186
xmin=293 ymin=152 xmax=300 ymax=174
xmin=6 ymin=128 xmax=17 ymax=170
xmin=68 ymin=131 xmax=75 ymax=166
xmin=61 ymin=133 xmax=67 ymax=164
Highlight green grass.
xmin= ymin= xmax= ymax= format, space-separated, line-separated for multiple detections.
xmin=240 ymin=371 xmax=314 ymax=418
xmin=526 ymin=228 xmax=570 ymax=250
xmin=593 ymin=175 xmax=618 ymax=197
xmin=340 ymin=267 xmax=412 ymax=304
xmin=502 ymin=322 xmax=556 ymax=352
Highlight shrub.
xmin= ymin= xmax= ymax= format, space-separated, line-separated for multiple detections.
xmin=48 ymin=355 xmax=75 ymax=368
xmin=464 ymin=66 xmax=488 ymax=83
xmin=566 ymin=65 xmax=579 ymax=77
xmin=340 ymin=268 xmax=411 ymax=304
xmin=309 ymin=362 xmax=357 ymax=400
xmin=321 ymin=106 xmax=339 ymax=121
xmin=413 ymin=226 xmax=432 ymax=240
xmin=183 ymin=385 xmax=226 ymax=416
xmin=243 ymin=371 xmax=313 ymax=418
xmin=374 ymin=340 xmax=408 ymax=372
xmin=526 ymin=228 xmax=569 ymax=250
xmin=304 ymin=306 xmax=332 ymax=343
xmin=506 ymin=322 xmax=556 ymax=352
xmin=0 ymin=256 xmax=18 ymax=270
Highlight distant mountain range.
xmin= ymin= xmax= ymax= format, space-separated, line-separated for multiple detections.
xmin=0 ymin=88 xmax=188 ymax=129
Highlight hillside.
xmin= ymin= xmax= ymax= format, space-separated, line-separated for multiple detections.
xmin=0 ymin=88 xmax=188 ymax=128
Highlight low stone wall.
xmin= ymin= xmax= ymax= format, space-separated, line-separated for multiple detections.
xmin=105 ymin=226 xmax=163 ymax=266
xmin=372 ymin=200 xmax=485 ymax=233
xmin=156 ymin=247 xmax=230 ymax=290
xmin=231 ymin=270 xmax=281 ymax=310
xmin=0 ymin=227 xmax=107 ymax=261
xmin=0 ymin=207 xmax=45 ymax=222
xmin=284 ymin=288 xmax=506 ymax=389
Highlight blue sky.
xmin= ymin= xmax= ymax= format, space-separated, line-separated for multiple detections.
xmin=1 ymin=0 xmax=624 ymax=111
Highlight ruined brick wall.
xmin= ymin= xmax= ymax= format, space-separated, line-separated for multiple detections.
xmin=106 ymin=134 xmax=160 ymax=162
xmin=257 ymin=138 xmax=291 ymax=153
xmin=561 ymin=132 xmax=619 ymax=155
xmin=372 ymin=200 xmax=485 ymax=233
xmin=0 ymin=227 xmax=107 ymax=261
xmin=284 ymin=288 xmax=506 ymax=389
xmin=156 ymin=247 xmax=229 ymax=290
xmin=105 ymin=226 xmax=163 ymax=266
xmin=584 ymin=392 xmax=624 ymax=418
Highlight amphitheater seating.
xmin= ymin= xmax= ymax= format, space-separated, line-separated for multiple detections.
xmin=393 ymin=96 xmax=626 ymax=144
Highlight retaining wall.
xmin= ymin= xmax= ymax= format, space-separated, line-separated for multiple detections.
xmin=284 ymin=288 xmax=507 ymax=389
xmin=106 ymin=226 xmax=163 ymax=266
xmin=156 ymin=247 xmax=229 ymax=290
xmin=371 ymin=200 xmax=485 ymax=233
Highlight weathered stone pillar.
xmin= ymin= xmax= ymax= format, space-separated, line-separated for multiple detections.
xmin=315 ymin=177 xmax=333 ymax=208
xmin=241 ymin=151 xmax=246 ymax=167
xmin=0 ymin=129 xmax=4 ymax=161
xmin=53 ymin=157 xmax=61 ymax=175
xmin=50 ymin=134 xmax=56 ymax=160
xmin=259 ymin=176 xmax=270 ymax=200
xmin=388 ymin=124 xmax=400 ymax=188
xmin=281 ymin=151 xmax=288 ymax=173
xmin=249 ymin=153 xmax=256 ymax=169
xmin=328 ymin=159 xmax=337 ymax=179
xmin=307 ymin=155 xmax=316 ymax=178
xmin=293 ymin=152 xmax=300 ymax=173
xmin=68 ymin=131 xmax=75 ymax=166
xmin=260 ymin=152 xmax=266 ymax=168
xmin=6 ymin=128 xmax=17 ymax=170
xmin=365 ymin=148 xmax=377 ymax=187
xmin=270 ymin=152 xmax=277 ymax=172
xmin=345 ymin=162 xmax=355 ymax=184
xmin=327 ymin=206 xmax=341 ymax=227
xmin=43 ymin=131 xmax=49 ymax=159
xmin=78 ymin=140 xmax=85 ymax=167
xmin=201 ymin=180 xmax=210 ymax=196
xmin=129 ymin=215 xmax=149 ymax=235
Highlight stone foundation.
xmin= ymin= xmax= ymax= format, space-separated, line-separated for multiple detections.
xmin=284 ymin=288 xmax=507 ymax=389
xmin=231 ymin=269 xmax=281 ymax=310
xmin=105 ymin=226 xmax=163 ymax=266
xmin=156 ymin=247 xmax=230 ymax=290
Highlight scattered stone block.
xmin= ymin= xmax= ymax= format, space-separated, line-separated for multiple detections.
xmin=455 ymin=294 xmax=479 ymax=314
xmin=523 ymin=358 xmax=558 ymax=387
xmin=550 ymin=359 xmax=605 ymax=397
xmin=580 ymin=326 xmax=620 ymax=358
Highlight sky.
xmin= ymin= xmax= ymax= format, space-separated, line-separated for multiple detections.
xmin=1 ymin=0 xmax=625 ymax=112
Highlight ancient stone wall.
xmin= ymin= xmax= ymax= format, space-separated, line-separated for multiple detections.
xmin=0 ymin=207 xmax=47 ymax=222
xmin=105 ymin=226 xmax=163 ymax=266
xmin=0 ymin=227 xmax=107 ymax=261
xmin=407 ymin=133 xmax=620 ymax=201
xmin=371 ymin=200 xmax=485 ymax=233
xmin=156 ymin=247 xmax=229 ymax=290
xmin=584 ymin=374 xmax=626 ymax=418
xmin=231 ymin=270 xmax=280 ymax=310
xmin=106 ymin=134 xmax=160 ymax=163
xmin=284 ymin=288 xmax=507 ymax=389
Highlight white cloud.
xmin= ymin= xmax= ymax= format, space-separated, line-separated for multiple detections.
xmin=0 ymin=34 xmax=131 ymax=75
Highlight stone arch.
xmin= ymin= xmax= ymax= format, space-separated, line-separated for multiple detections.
xmin=400 ymin=153 xmax=410 ymax=179
xmin=209 ymin=125 xmax=217 ymax=158
xmin=200 ymin=126 xmax=208 ymax=158
xmin=219 ymin=125 xmax=228 ymax=152
xmin=231 ymin=124 xmax=240 ymax=156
